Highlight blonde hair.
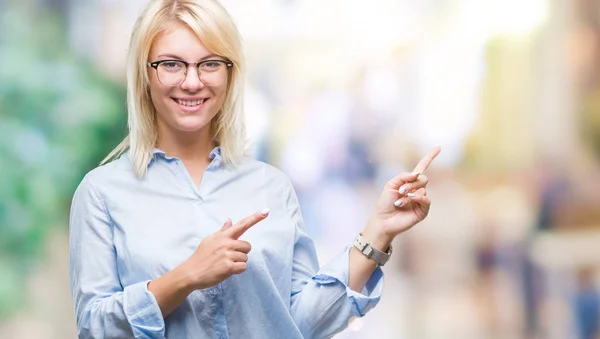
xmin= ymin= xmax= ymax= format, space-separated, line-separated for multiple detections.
xmin=102 ymin=0 xmax=247 ymax=177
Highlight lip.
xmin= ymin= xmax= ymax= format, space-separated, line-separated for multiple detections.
xmin=173 ymin=96 xmax=207 ymax=101
xmin=172 ymin=97 xmax=208 ymax=113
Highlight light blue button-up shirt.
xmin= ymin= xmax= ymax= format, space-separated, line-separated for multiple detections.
xmin=69 ymin=146 xmax=383 ymax=339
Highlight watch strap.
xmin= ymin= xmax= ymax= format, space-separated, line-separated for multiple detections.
xmin=353 ymin=233 xmax=392 ymax=266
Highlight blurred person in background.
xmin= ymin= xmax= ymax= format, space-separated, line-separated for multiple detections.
xmin=573 ymin=267 xmax=600 ymax=339
xmin=68 ymin=0 xmax=442 ymax=338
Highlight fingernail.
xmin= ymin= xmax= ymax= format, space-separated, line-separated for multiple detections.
xmin=407 ymin=193 xmax=416 ymax=197
xmin=227 ymin=216 xmax=232 ymax=223
xmin=394 ymin=199 xmax=403 ymax=207
xmin=399 ymin=186 xmax=407 ymax=195
xmin=261 ymin=208 xmax=270 ymax=215
xmin=411 ymin=172 xmax=421 ymax=177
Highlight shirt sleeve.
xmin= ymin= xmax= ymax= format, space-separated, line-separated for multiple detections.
xmin=69 ymin=175 xmax=165 ymax=339
xmin=284 ymin=179 xmax=384 ymax=339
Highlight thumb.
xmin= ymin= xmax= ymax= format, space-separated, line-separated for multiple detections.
xmin=220 ymin=217 xmax=233 ymax=231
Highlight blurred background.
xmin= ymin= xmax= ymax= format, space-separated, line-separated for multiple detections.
xmin=1 ymin=0 xmax=600 ymax=338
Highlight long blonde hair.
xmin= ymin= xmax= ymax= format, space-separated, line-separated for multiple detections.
xmin=102 ymin=0 xmax=247 ymax=177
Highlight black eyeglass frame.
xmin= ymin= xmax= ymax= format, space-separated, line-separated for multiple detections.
xmin=147 ymin=59 xmax=234 ymax=86
xmin=147 ymin=59 xmax=234 ymax=70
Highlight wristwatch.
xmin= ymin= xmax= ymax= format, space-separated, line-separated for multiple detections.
xmin=353 ymin=233 xmax=393 ymax=266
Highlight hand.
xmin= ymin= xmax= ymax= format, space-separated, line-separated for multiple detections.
xmin=365 ymin=147 xmax=441 ymax=245
xmin=182 ymin=209 xmax=270 ymax=290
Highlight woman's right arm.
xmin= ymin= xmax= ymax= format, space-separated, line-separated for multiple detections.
xmin=70 ymin=176 xmax=166 ymax=338
xmin=70 ymin=175 xmax=268 ymax=338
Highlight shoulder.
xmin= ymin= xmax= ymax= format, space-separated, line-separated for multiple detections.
xmin=74 ymin=153 xmax=133 ymax=197
xmin=88 ymin=152 xmax=133 ymax=180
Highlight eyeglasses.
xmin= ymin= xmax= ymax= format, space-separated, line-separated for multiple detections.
xmin=147 ymin=59 xmax=233 ymax=87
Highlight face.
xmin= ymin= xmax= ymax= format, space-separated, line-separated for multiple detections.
xmin=148 ymin=21 xmax=229 ymax=137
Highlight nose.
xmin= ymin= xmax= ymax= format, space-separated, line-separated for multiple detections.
xmin=180 ymin=65 xmax=205 ymax=91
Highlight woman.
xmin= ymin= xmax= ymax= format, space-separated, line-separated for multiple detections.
xmin=69 ymin=0 xmax=440 ymax=338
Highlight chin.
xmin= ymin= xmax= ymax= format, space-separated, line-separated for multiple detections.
xmin=172 ymin=116 xmax=212 ymax=133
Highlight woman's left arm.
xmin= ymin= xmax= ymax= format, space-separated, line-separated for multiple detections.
xmin=349 ymin=146 xmax=440 ymax=291
xmin=288 ymin=147 xmax=440 ymax=338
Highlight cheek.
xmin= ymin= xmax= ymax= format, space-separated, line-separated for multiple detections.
xmin=149 ymin=82 xmax=171 ymax=112
xmin=212 ymin=86 xmax=228 ymax=108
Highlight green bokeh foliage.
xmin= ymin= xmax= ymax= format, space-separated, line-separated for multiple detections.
xmin=0 ymin=4 xmax=127 ymax=318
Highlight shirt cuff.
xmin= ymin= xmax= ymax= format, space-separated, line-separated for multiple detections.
xmin=312 ymin=246 xmax=384 ymax=317
xmin=123 ymin=280 xmax=166 ymax=338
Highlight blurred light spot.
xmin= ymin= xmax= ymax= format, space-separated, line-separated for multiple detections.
xmin=14 ymin=128 xmax=48 ymax=165
xmin=481 ymin=0 xmax=549 ymax=36
xmin=348 ymin=316 xmax=364 ymax=332
xmin=280 ymin=138 xmax=324 ymax=189
xmin=245 ymin=88 xmax=271 ymax=146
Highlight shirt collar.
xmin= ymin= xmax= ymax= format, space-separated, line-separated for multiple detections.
xmin=208 ymin=146 xmax=223 ymax=169
xmin=150 ymin=145 xmax=222 ymax=168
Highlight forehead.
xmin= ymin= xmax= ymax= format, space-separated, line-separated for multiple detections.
xmin=150 ymin=21 xmax=211 ymax=59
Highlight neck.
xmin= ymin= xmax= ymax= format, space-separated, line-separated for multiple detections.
xmin=156 ymin=124 xmax=216 ymax=164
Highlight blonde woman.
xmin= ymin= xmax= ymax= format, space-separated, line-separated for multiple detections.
xmin=69 ymin=0 xmax=440 ymax=338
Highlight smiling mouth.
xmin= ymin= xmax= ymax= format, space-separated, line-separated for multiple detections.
xmin=172 ymin=98 xmax=208 ymax=107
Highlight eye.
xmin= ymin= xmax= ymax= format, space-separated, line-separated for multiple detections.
xmin=160 ymin=61 xmax=183 ymax=71
xmin=199 ymin=61 xmax=222 ymax=72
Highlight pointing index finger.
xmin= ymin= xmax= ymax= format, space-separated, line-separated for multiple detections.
xmin=412 ymin=146 xmax=441 ymax=175
xmin=225 ymin=208 xmax=270 ymax=239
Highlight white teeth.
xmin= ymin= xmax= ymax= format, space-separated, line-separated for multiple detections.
xmin=176 ymin=99 xmax=205 ymax=106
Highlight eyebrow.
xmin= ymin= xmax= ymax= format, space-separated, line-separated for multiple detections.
xmin=156 ymin=53 xmax=222 ymax=61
